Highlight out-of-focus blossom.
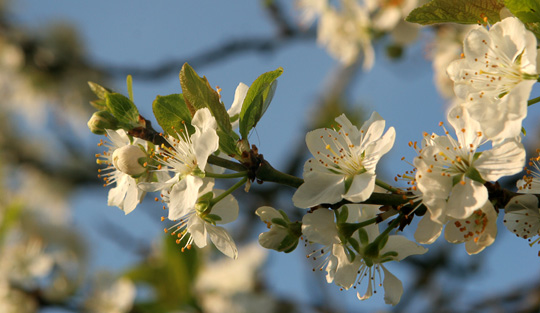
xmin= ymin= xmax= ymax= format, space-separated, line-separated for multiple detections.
xmin=317 ymin=0 xmax=375 ymax=69
xmin=84 ymin=274 xmax=136 ymax=313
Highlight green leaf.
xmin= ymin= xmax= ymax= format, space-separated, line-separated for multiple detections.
xmin=88 ymin=81 xmax=112 ymax=100
xmin=179 ymin=63 xmax=232 ymax=133
xmin=89 ymin=99 xmax=107 ymax=111
xmin=503 ymin=0 xmax=540 ymax=39
xmin=105 ymin=93 xmax=140 ymax=125
xmin=406 ymin=0 xmax=504 ymax=25
xmin=239 ymin=67 xmax=282 ymax=139
xmin=504 ymin=0 xmax=540 ymax=22
xmin=152 ymin=94 xmax=194 ymax=138
xmin=217 ymin=129 xmax=240 ymax=157
xmin=127 ymin=75 xmax=134 ymax=102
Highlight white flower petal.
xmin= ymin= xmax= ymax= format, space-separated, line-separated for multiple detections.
xmin=343 ymin=173 xmax=375 ymax=202
xmin=210 ymin=191 xmax=239 ymax=224
xmin=414 ymin=212 xmax=444 ymax=244
xmin=168 ymin=176 xmax=204 ymax=220
xmin=446 ymin=179 xmax=488 ymax=219
xmin=301 ymin=209 xmax=340 ymax=246
xmin=293 ymin=171 xmax=344 ymax=208
xmin=382 ymin=265 xmax=403 ymax=306
xmin=381 ymin=235 xmax=428 ymax=261
xmin=207 ymin=224 xmax=238 ymax=259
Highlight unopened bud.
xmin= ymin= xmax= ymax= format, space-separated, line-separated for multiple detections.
xmin=88 ymin=110 xmax=118 ymax=135
xmin=112 ymin=145 xmax=147 ymax=176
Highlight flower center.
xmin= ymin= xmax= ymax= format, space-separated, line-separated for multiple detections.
xmin=315 ymin=128 xmax=366 ymax=176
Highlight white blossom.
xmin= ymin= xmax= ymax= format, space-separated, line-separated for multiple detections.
xmin=414 ymin=105 xmax=524 ymax=222
xmin=447 ymin=17 xmax=538 ymax=140
xmin=139 ymin=108 xmax=220 ymax=220
xmin=293 ymin=112 xmax=395 ymax=208
xmin=444 ymin=200 xmax=498 ymax=254
xmin=504 ymin=194 xmax=540 ymax=242
xmin=165 ymin=182 xmax=239 ymax=259
xmin=96 ymin=129 xmax=149 ymax=214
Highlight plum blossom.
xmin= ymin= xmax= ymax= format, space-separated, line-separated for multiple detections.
xmin=517 ymin=151 xmax=540 ymax=193
xmin=444 ymin=200 xmax=498 ymax=254
xmin=322 ymin=206 xmax=427 ymax=305
xmin=164 ymin=181 xmax=239 ymax=259
xmin=504 ymin=194 xmax=540 ymax=244
xmin=83 ymin=274 xmax=136 ymax=313
xmin=96 ymin=129 xmax=149 ymax=214
xmin=256 ymin=206 xmax=300 ymax=252
xmin=447 ymin=17 xmax=538 ymax=140
xmin=139 ymin=108 xmax=219 ymax=220
xmin=414 ymin=106 xmax=524 ymax=223
xmin=293 ymin=112 xmax=395 ymax=208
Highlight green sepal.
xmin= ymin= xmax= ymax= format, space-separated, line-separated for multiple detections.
xmin=452 ymin=173 xmax=464 ymax=187
xmin=377 ymin=233 xmax=389 ymax=250
xmin=205 ymin=214 xmax=222 ymax=223
xmin=87 ymin=110 xmax=119 ymax=135
xmin=105 ymin=93 xmax=140 ymax=126
xmin=278 ymin=233 xmax=299 ymax=253
xmin=406 ymin=0 xmax=504 ymax=25
xmin=381 ymin=251 xmax=399 ymax=259
xmin=198 ymin=191 xmax=214 ymax=203
xmin=343 ymin=175 xmax=354 ymax=195
xmin=289 ymin=221 xmax=303 ymax=238
xmin=153 ymin=94 xmax=194 ymax=139
xmin=278 ymin=209 xmax=291 ymax=223
xmin=465 ymin=166 xmax=485 ymax=184
xmin=358 ymin=228 xmax=369 ymax=246
xmin=348 ymin=237 xmax=361 ymax=254
xmin=364 ymin=241 xmax=380 ymax=262
xmin=522 ymin=126 xmax=527 ymax=136
xmin=345 ymin=246 xmax=356 ymax=263
xmin=270 ymin=217 xmax=289 ymax=228
xmin=179 ymin=63 xmax=232 ymax=134
xmin=239 ymin=67 xmax=282 ymax=139
xmin=337 ymin=205 xmax=349 ymax=224
xmin=88 ymin=81 xmax=112 ymax=100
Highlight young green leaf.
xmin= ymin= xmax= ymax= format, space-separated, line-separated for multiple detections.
xmin=179 ymin=63 xmax=232 ymax=134
xmin=503 ymin=0 xmax=540 ymax=39
xmin=406 ymin=0 xmax=504 ymax=25
xmin=152 ymin=94 xmax=194 ymax=138
xmin=88 ymin=81 xmax=112 ymax=100
xmin=105 ymin=93 xmax=140 ymax=125
xmin=217 ymin=129 xmax=240 ymax=157
xmin=127 ymin=74 xmax=134 ymax=102
xmin=239 ymin=67 xmax=283 ymax=139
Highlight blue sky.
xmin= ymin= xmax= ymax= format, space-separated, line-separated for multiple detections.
xmin=12 ymin=1 xmax=540 ymax=311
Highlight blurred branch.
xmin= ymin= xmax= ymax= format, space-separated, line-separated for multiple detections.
xmin=101 ymin=31 xmax=315 ymax=80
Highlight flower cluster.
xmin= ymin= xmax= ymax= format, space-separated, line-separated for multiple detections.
xmin=89 ymin=15 xmax=540 ymax=308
